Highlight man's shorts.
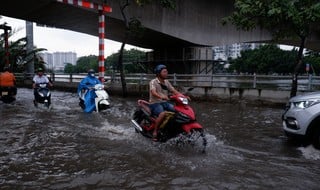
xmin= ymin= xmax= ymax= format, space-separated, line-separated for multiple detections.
xmin=149 ymin=102 xmax=174 ymax=116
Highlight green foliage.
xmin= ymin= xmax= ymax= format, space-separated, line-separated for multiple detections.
xmin=64 ymin=55 xmax=98 ymax=73
xmin=128 ymin=18 xmax=145 ymax=38
xmin=0 ymin=35 xmax=46 ymax=72
xmin=63 ymin=50 xmax=146 ymax=74
xmin=159 ymin=0 xmax=176 ymax=9
xmin=33 ymin=53 xmax=48 ymax=72
xmin=223 ymin=0 xmax=320 ymax=96
xmin=223 ymin=0 xmax=320 ymax=40
xmin=106 ymin=48 xmax=146 ymax=73
xmin=228 ymin=44 xmax=320 ymax=75
xmin=135 ymin=0 xmax=176 ymax=9
xmin=228 ymin=44 xmax=297 ymax=74
xmin=64 ymin=63 xmax=74 ymax=73
xmin=75 ymin=55 xmax=99 ymax=73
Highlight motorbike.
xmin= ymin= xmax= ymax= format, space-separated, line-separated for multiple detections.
xmin=131 ymin=93 xmax=207 ymax=152
xmin=34 ymin=83 xmax=51 ymax=108
xmin=78 ymin=83 xmax=110 ymax=112
xmin=0 ymin=86 xmax=16 ymax=103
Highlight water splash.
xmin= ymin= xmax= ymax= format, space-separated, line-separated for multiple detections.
xmin=298 ymin=145 xmax=320 ymax=160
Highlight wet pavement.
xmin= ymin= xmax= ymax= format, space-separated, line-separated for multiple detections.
xmin=0 ymin=88 xmax=319 ymax=189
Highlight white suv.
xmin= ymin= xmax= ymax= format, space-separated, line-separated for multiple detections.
xmin=282 ymin=91 xmax=320 ymax=149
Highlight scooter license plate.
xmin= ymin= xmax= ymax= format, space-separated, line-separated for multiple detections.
xmin=1 ymin=91 xmax=8 ymax=96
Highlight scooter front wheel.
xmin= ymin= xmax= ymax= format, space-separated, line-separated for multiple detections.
xmin=44 ymin=102 xmax=50 ymax=108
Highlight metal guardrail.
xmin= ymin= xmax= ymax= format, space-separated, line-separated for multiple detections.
xmin=15 ymin=73 xmax=320 ymax=91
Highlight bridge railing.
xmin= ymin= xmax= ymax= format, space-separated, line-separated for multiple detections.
xmin=15 ymin=73 xmax=320 ymax=92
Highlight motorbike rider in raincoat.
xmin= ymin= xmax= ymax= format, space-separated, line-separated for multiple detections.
xmin=77 ymin=69 xmax=102 ymax=113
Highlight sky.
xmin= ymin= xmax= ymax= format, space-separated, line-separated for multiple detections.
xmin=0 ymin=16 xmax=150 ymax=57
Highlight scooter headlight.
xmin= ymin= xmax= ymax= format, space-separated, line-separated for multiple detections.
xmin=39 ymin=83 xmax=47 ymax=88
xmin=179 ymin=97 xmax=188 ymax=105
xmin=291 ymin=99 xmax=320 ymax=109
xmin=95 ymin=84 xmax=104 ymax=90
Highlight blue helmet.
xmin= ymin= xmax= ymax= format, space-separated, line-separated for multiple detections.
xmin=154 ymin=64 xmax=166 ymax=74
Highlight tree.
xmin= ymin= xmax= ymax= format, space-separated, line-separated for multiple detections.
xmin=117 ymin=0 xmax=132 ymax=97
xmin=64 ymin=63 xmax=74 ymax=73
xmin=0 ymin=35 xmax=46 ymax=72
xmin=0 ymin=19 xmax=48 ymax=72
xmin=228 ymin=44 xmax=297 ymax=74
xmin=106 ymin=48 xmax=146 ymax=73
xmin=116 ymin=0 xmax=176 ymax=97
xmin=75 ymin=55 xmax=99 ymax=73
xmin=223 ymin=0 xmax=320 ymax=97
xmin=63 ymin=55 xmax=100 ymax=73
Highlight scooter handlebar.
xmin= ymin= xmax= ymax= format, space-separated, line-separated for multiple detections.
xmin=170 ymin=94 xmax=191 ymax=101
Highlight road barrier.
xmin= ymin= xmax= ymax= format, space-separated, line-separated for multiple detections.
xmin=15 ymin=73 xmax=320 ymax=105
xmin=16 ymin=72 xmax=320 ymax=91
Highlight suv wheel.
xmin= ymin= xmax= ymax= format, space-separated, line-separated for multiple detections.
xmin=312 ymin=127 xmax=320 ymax=149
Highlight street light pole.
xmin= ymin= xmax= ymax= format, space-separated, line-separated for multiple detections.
xmin=0 ymin=23 xmax=12 ymax=69
xmin=26 ymin=21 xmax=34 ymax=74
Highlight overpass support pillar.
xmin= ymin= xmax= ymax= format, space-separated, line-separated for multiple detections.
xmin=26 ymin=21 xmax=34 ymax=74
xmin=0 ymin=23 xmax=11 ymax=69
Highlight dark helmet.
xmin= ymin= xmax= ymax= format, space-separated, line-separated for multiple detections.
xmin=154 ymin=64 xmax=167 ymax=74
xmin=3 ymin=66 xmax=9 ymax=71
xmin=37 ymin=68 xmax=43 ymax=72
xmin=88 ymin=69 xmax=95 ymax=76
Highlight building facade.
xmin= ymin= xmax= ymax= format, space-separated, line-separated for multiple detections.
xmin=213 ymin=43 xmax=262 ymax=61
xmin=39 ymin=52 xmax=77 ymax=72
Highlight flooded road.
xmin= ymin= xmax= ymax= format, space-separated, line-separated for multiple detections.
xmin=1 ymin=88 xmax=319 ymax=189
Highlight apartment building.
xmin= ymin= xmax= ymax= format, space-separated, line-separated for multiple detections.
xmin=213 ymin=43 xmax=262 ymax=61
xmin=39 ymin=52 xmax=77 ymax=71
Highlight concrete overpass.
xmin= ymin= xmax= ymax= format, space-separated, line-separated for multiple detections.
xmin=1 ymin=0 xmax=320 ymax=72
xmin=0 ymin=0 xmax=302 ymax=48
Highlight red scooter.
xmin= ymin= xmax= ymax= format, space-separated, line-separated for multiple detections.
xmin=131 ymin=94 xmax=207 ymax=151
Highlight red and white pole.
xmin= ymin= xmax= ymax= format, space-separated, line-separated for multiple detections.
xmin=57 ymin=0 xmax=112 ymax=13
xmin=56 ymin=0 xmax=112 ymax=82
xmin=98 ymin=10 xmax=105 ymax=82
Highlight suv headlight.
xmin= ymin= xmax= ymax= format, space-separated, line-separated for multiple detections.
xmin=291 ymin=100 xmax=320 ymax=109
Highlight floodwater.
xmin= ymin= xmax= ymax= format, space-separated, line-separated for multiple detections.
xmin=0 ymin=88 xmax=319 ymax=189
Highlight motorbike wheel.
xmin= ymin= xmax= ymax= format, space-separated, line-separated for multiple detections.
xmin=133 ymin=109 xmax=153 ymax=138
xmin=33 ymin=100 xmax=38 ymax=107
xmin=1 ymin=96 xmax=15 ymax=103
xmin=79 ymin=100 xmax=85 ymax=110
xmin=133 ymin=109 xmax=144 ymax=123
xmin=98 ymin=104 xmax=109 ymax=111
xmin=312 ymin=127 xmax=320 ymax=149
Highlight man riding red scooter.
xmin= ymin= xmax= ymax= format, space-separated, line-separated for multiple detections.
xmin=148 ymin=64 xmax=183 ymax=141
xmin=131 ymin=65 xmax=206 ymax=151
